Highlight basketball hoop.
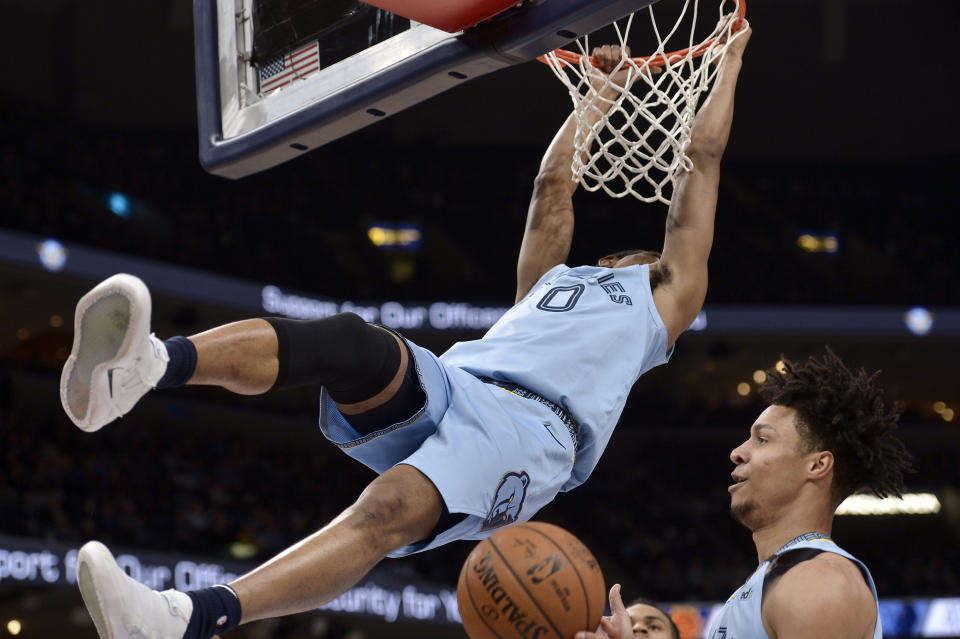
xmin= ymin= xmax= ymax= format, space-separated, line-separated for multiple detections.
xmin=540 ymin=0 xmax=747 ymax=203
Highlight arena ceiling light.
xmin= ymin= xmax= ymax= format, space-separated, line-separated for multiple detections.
xmin=904 ymin=307 xmax=934 ymax=336
xmin=106 ymin=192 xmax=132 ymax=218
xmin=35 ymin=238 xmax=68 ymax=272
xmin=836 ymin=492 xmax=941 ymax=516
xmin=367 ymin=223 xmax=423 ymax=251
xmin=796 ymin=231 xmax=840 ymax=254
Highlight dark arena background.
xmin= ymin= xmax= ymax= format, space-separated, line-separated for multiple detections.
xmin=1 ymin=0 xmax=959 ymax=638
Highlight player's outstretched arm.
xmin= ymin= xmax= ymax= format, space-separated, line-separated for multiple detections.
xmin=515 ymin=46 xmax=632 ymax=303
xmin=653 ymin=24 xmax=751 ymax=346
xmin=763 ymin=553 xmax=878 ymax=638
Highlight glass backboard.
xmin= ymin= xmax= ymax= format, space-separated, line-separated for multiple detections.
xmin=194 ymin=0 xmax=659 ymax=178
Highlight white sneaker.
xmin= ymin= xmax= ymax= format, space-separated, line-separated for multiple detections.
xmin=77 ymin=540 xmax=192 ymax=639
xmin=60 ymin=274 xmax=169 ymax=432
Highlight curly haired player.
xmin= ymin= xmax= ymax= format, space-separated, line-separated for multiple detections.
xmin=579 ymin=348 xmax=912 ymax=639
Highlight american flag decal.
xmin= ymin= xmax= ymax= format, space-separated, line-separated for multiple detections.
xmin=258 ymin=41 xmax=320 ymax=94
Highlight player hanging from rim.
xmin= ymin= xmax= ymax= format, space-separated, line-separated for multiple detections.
xmin=60 ymin=23 xmax=751 ymax=639
xmin=575 ymin=349 xmax=912 ymax=639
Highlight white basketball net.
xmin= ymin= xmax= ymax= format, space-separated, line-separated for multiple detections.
xmin=543 ymin=0 xmax=746 ymax=203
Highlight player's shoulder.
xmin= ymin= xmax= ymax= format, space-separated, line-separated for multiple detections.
xmin=516 ymin=263 xmax=570 ymax=303
xmin=769 ymin=550 xmax=873 ymax=603
xmin=764 ymin=551 xmax=875 ymax=637
xmin=539 ymin=263 xmax=572 ymax=281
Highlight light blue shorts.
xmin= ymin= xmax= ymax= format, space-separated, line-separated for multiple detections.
xmin=318 ymin=336 xmax=577 ymax=557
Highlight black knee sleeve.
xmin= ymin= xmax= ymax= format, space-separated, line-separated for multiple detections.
xmin=263 ymin=314 xmax=401 ymax=404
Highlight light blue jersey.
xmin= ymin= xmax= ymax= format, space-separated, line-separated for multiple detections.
xmin=441 ymin=263 xmax=672 ymax=489
xmin=318 ymin=263 xmax=671 ymax=556
xmin=707 ymin=534 xmax=882 ymax=639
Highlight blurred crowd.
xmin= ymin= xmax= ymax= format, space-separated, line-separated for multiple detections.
xmin=1 ymin=105 xmax=958 ymax=306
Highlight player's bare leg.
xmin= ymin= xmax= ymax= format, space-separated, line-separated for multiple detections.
xmin=61 ymin=274 xmax=408 ymax=431
xmin=230 ymin=463 xmax=442 ymax=622
xmin=185 ymin=318 xmax=408 ymax=413
xmin=68 ymin=276 xmax=436 ymax=639
xmin=185 ymin=319 xmax=280 ymax=395
xmin=77 ymin=465 xmax=442 ymax=638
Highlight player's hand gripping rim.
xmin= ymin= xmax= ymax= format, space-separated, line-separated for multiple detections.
xmin=718 ymin=18 xmax=751 ymax=60
xmin=584 ymin=44 xmax=667 ymax=108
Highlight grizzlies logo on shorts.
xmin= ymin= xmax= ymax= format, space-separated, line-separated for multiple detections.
xmin=480 ymin=471 xmax=530 ymax=531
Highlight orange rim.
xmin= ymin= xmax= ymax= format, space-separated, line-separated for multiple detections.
xmin=538 ymin=0 xmax=745 ymax=68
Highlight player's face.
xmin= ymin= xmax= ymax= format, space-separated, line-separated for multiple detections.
xmin=626 ymin=603 xmax=674 ymax=638
xmin=728 ymin=405 xmax=813 ymax=529
xmin=598 ymin=251 xmax=661 ymax=268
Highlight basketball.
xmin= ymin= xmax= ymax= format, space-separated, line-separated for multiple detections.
xmin=457 ymin=522 xmax=605 ymax=639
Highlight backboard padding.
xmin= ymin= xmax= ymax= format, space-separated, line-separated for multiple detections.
xmin=360 ymin=0 xmax=520 ymax=33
